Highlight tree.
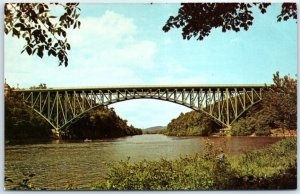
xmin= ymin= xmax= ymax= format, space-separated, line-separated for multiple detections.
xmin=29 ymin=83 xmax=47 ymax=89
xmin=163 ymin=3 xmax=297 ymax=41
xmin=5 ymin=89 xmax=52 ymax=140
xmin=4 ymin=3 xmax=81 ymax=66
xmin=231 ymin=72 xmax=297 ymax=136
xmin=262 ymin=72 xmax=297 ymax=133
xmin=65 ymin=106 xmax=142 ymax=139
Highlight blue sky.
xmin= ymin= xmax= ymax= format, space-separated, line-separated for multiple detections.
xmin=4 ymin=3 xmax=297 ymax=128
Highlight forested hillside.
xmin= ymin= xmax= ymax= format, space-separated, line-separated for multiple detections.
xmin=166 ymin=111 xmax=221 ymax=136
xmin=5 ymin=91 xmax=53 ymax=140
xmin=5 ymin=87 xmax=142 ymax=141
xmin=64 ymin=106 xmax=142 ymax=139
xmin=231 ymin=72 xmax=297 ymax=136
xmin=165 ymin=72 xmax=297 ymax=136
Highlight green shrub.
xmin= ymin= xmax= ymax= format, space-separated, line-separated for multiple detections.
xmin=94 ymin=138 xmax=297 ymax=190
xmin=6 ymin=138 xmax=296 ymax=190
xmin=94 ymin=155 xmax=237 ymax=190
xmin=228 ymin=137 xmax=296 ymax=189
xmin=231 ymin=116 xmax=272 ymax=136
xmin=231 ymin=118 xmax=256 ymax=136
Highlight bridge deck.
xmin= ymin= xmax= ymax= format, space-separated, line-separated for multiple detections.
xmin=14 ymin=84 xmax=266 ymax=92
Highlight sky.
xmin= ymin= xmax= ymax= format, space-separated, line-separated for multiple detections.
xmin=4 ymin=3 xmax=297 ymax=129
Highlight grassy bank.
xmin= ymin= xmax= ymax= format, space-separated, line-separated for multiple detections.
xmin=93 ymin=137 xmax=297 ymax=190
xmin=6 ymin=137 xmax=296 ymax=190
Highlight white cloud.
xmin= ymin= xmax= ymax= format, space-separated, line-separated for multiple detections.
xmin=67 ymin=11 xmax=156 ymax=70
xmin=5 ymin=10 xmax=157 ymax=88
xmin=68 ymin=10 xmax=137 ymax=47
xmin=112 ymin=40 xmax=156 ymax=69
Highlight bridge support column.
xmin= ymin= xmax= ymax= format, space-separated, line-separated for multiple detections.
xmin=220 ymin=125 xmax=232 ymax=136
xmin=51 ymin=128 xmax=61 ymax=139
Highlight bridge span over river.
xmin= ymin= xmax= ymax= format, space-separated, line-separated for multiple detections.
xmin=14 ymin=84 xmax=265 ymax=133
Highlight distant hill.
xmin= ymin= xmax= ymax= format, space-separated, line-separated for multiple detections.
xmin=143 ymin=126 xmax=166 ymax=131
xmin=143 ymin=126 xmax=166 ymax=134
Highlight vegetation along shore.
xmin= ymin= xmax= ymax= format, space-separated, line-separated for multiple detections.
xmin=6 ymin=137 xmax=296 ymax=190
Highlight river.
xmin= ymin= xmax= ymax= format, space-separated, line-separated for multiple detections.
xmin=5 ymin=134 xmax=284 ymax=190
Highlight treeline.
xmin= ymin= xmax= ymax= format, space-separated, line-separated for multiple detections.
xmin=144 ymin=128 xmax=167 ymax=134
xmin=231 ymin=72 xmax=297 ymax=136
xmin=63 ymin=106 xmax=142 ymax=139
xmin=5 ymin=87 xmax=142 ymax=141
xmin=166 ymin=111 xmax=221 ymax=136
xmin=5 ymin=91 xmax=53 ymax=141
xmin=164 ymin=72 xmax=296 ymax=136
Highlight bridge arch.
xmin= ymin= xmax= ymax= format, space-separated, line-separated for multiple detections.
xmin=60 ymin=96 xmax=227 ymax=131
xmin=15 ymin=85 xmax=264 ymax=133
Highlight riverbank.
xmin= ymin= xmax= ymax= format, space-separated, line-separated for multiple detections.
xmin=151 ymin=127 xmax=297 ymax=137
xmin=5 ymin=135 xmax=285 ymax=190
xmin=215 ymin=128 xmax=297 ymax=137
xmin=5 ymin=135 xmax=296 ymax=190
xmin=93 ymin=137 xmax=296 ymax=190
xmin=269 ymin=128 xmax=297 ymax=137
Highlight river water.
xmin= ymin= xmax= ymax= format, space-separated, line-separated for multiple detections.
xmin=5 ymin=134 xmax=283 ymax=190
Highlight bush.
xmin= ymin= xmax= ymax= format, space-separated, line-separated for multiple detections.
xmin=231 ymin=117 xmax=256 ymax=136
xmin=6 ymin=138 xmax=296 ymax=190
xmin=94 ymin=156 xmax=237 ymax=190
xmin=228 ymin=137 xmax=296 ymax=189
xmin=94 ymin=138 xmax=297 ymax=190
xmin=231 ymin=115 xmax=272 ymax=136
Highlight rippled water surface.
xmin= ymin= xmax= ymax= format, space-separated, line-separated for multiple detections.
xmin=5 ymin=134 xmax=283 ymax=189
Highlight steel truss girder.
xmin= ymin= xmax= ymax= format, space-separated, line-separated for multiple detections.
xmin=17 ymin=86 xmax=264 ymax=131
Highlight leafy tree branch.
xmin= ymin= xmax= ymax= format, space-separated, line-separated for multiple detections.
xmin=4 ymin=3 xmax=81 ymax=66
xmin=163 ymin=3 xmax=297 ymax=41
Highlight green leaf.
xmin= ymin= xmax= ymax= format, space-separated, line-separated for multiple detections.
xmin=66 ymin=43 xmax=71 ymax=50
xmin=48 ymin=49 xmax=57 ymax=57
xmin=58 ymin=52 xmax=64 ymax=61
xmin=15 ymin=23 xmax=25 ymax=30
xmin=12 ymin=28 xmax=20 ymax=38
xmin=62 ymin=30 xmax=66 ymax=37
xmin=37 ymin=46 xmax=44 ymax=58
xmin=26 ymin=46 xmax=32 ymax=55
xmin=277 ymin=17 xmax=282 ymax=22
xmin=38 ymin=4 xmax=44 ymax=14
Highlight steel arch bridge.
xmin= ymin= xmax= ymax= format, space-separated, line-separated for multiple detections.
xmin=14 ymin=85 xmax=264 ymax=133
